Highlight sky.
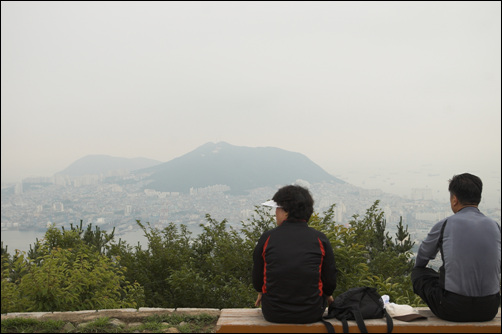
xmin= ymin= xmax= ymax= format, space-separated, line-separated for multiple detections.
xmin=1 ymin=1 xmax=501 ymax=207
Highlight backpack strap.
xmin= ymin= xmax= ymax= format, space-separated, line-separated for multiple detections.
xmin=331 ymin=310 xmax=351 ymax=334
xmin=335 ymin=308 xmax=392 ymax=334
xmin=438 ymin=219 xmax=448 ymax=289
xmin=383 ymin=308 xmax=394 ymax=333
xmin=339 ymin=315 xmax=349 ymax=334
xmin=350 ymin=308 xmax=368 ymax=333
xmin=321 ymin=298 xmax=336 ymax=333
xmin=365 ymin=291 xmax=394 ymax=333
xmin=320 ymin=319 xmax=335 ymax=333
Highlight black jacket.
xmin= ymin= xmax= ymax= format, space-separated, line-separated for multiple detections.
xmin=252 ymin=219 xmax=337 ymax=323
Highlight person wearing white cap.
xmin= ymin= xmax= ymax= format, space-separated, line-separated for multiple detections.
xmin=412 ymin=173 xmax=501 ymax=322
xmin=252 ymin=185 xmax=338 ymax=324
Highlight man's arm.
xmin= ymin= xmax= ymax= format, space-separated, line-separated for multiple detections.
xmin=321 ymin=236 xmax=338 ymax=296
xmin=415 ymin=220 xmax=445 ymax=268
xmin=252 ymin=234 xmax=267 ymax=292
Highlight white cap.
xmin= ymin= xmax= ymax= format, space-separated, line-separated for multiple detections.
xmin=261 ymin=200 xmax=281 ymax=208
xmin=385 ymin=303 xmax=427 ymax=322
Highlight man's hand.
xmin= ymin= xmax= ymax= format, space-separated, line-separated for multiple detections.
xmin=327 ymin=295 xmax=334 ymax=305
xmin=255 ymin=292 xmax=263 ymax=307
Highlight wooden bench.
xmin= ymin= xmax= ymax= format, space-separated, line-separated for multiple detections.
xmin=216 ymin=307 xmax=501 ymax=333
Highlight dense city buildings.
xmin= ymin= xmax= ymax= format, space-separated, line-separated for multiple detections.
xmin=1 ymin=174 xmax=500 ymax=258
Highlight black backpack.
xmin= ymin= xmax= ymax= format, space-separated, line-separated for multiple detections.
xmin=322 ymin=286 xmax=393 ymax=333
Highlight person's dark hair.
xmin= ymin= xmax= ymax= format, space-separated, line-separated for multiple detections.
xmin=448 ymin=173 xmax=482 ymax=205
xmin=272 ymin=185 xmax=314 ymax=221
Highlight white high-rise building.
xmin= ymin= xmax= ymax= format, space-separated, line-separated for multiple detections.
xmin=411 ymin=188 xmax=433 ymax=201
xmin=14 ymin=182 xmax=23 ymax=194
xmin=125 ymin=205 xmax=133 ymax=216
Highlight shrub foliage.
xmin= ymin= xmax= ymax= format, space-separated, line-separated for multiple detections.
xmin=1 ymin=200 xmax=424 ymax=313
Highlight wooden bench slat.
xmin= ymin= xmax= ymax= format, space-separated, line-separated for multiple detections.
xmin=216 ymin=307 xmax=501 ymax=333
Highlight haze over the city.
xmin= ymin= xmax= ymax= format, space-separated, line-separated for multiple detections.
xmin=1 ymin=2 xmax=500 ymax=207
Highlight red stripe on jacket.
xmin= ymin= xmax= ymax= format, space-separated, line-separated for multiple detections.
xmin=318 ymin=237 xmax=325 ymax=296
xmin=261 ymin=235 xmax=271 ymax=294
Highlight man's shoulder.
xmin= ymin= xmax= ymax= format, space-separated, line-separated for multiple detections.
xmin=450 ymin=208 xmax=497 ymax=224
xmin=263 ymin=226 xmax=279 ymax=236
xmin=434 ymin=217 xmax=451 ymax=229
xmin=308 ymin=227 xmax=330 ymax=240
xmin=257 ymin=227 xmax=278 ymax=242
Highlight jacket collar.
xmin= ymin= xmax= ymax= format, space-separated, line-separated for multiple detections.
xmin=456 ymin=206 xmax=480 ymax=213
xmin=281 ymin=218 xmax=308 ymax=225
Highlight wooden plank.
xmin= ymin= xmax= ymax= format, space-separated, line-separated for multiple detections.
xmin=216 ymin=307 xmax=501 ymax=333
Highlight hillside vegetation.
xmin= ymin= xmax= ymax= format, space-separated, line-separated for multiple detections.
xmin=1 ymin=200 xmax=423 ymax=313
xmin=134 ymin=142 xmax=343 ymax=194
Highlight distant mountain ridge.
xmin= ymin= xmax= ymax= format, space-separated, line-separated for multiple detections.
xmin=56 ymin=155 xmax=162 ymax=177
xmin=135 ymin=142 xmax=344 ymax=194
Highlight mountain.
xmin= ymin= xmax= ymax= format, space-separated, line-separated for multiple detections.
xmin=56 ymin=155 xmax=163 ymax=177
xmin=135 ymin=142 xmax=344 ymax=194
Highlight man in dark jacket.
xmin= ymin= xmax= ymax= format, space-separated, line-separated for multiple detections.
xmin=252 ymin=185 xmax=338 ymax=323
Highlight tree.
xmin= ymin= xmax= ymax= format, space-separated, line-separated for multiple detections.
xmin=309 ymin=205 xmax=371 ymax=295
xmin=107 ymin=220 xmax=194 ymax=308
xmin=344 ymin=201 xmax=421 ymax=305
xmin=188 ymin=214 xmax=255 ymax=308
xmin=1 ymin=224 xmax=144 ymax=313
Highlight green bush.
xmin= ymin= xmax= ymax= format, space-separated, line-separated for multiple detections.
xmin=1 ymin=225 xmax=144 ymax=313
xmin=1 ymin=201 xmax=423 ymax=312
xmin=310 ymin=201 xmax=424 ymax=306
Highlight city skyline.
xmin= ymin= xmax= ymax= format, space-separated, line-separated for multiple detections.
xmin=0 ymin=176 xmax=468 ymax=253
xmin=2 ymin=140 xmax=501 ymax=209
xmin=2 ymin=2 xmax=500 ymax=206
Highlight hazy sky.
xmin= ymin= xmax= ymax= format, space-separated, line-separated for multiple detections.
xmin=2 ymin=1 xmax=501 ymax=206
